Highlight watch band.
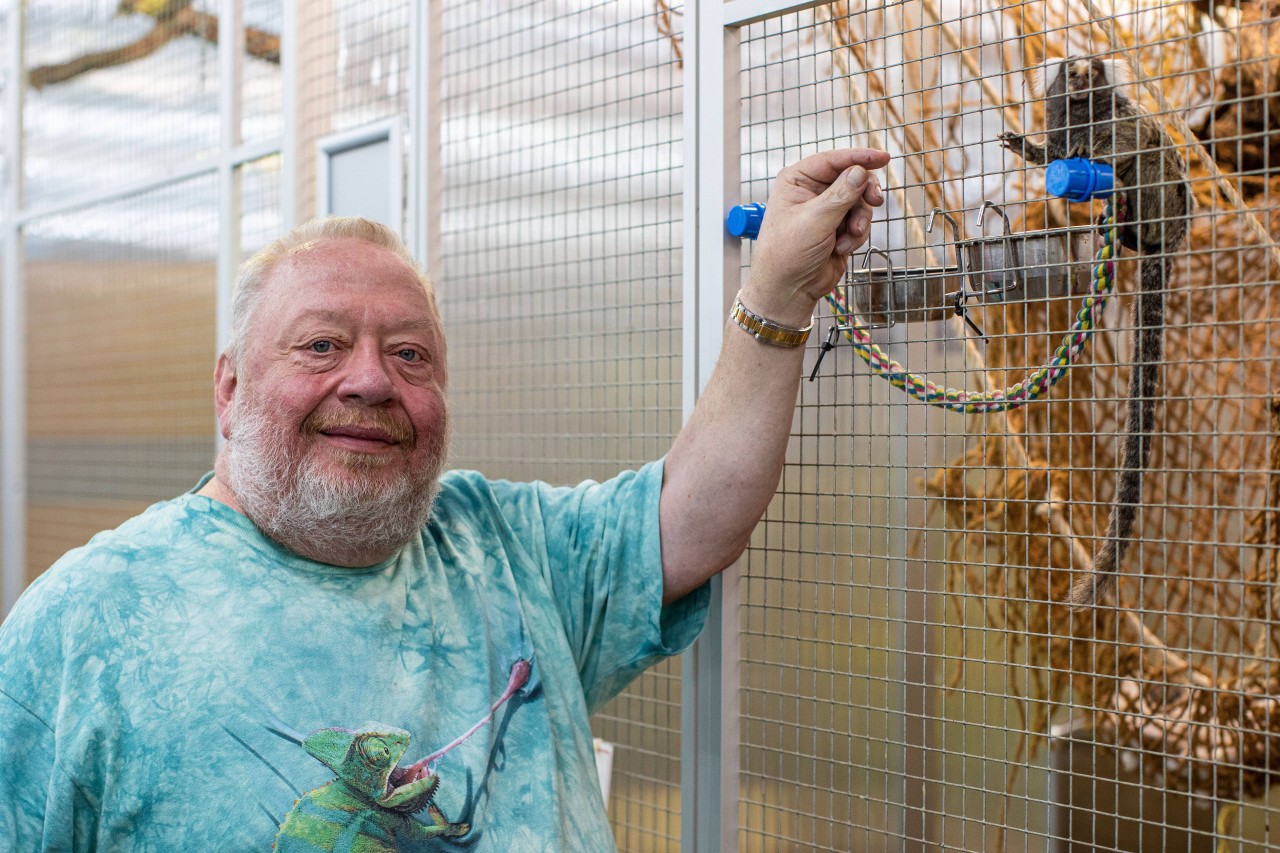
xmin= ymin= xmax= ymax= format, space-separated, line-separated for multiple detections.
xmin=729 ymin=293 xmax=813 ymax=348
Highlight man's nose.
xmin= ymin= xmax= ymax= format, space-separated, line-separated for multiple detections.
xmin=337 ymin=342 xmax=397 ymax=404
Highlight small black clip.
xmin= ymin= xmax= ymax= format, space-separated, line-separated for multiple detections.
xmin=808 ymin=324 xmax=845 ymax=382
xmin=952 ymin=291 xmax=989 ymax=344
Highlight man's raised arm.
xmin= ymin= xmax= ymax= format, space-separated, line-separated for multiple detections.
xmin=659 ymin=148 xmax=891 ymax=604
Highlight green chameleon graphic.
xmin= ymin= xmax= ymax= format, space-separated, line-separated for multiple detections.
xmin=273 ymin=724 xmax=469 ymax=851
xmin=273 ymin=658 xmax=531 ymax=852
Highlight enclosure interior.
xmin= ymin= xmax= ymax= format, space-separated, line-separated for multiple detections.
xmin=4 ymin=1 xmax=1280 ymax=851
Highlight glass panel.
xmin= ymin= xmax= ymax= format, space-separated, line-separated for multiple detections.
xmin=242 ymin=0 xmax=284 ymax=144
xmin=24 ymin=0 xmax=221 ymax=210
xmin=24 ymin=175 xmax=218 ymax=585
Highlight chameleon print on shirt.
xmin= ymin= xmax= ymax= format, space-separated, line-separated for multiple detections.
xmin=272 ymin=724 xmax=468 ymax=851
xmin=274 ymin=659 xmax=532 ymax=851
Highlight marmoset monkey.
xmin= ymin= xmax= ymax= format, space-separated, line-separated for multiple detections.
xmin=997 ymin=56 xmax=1191 ymax=609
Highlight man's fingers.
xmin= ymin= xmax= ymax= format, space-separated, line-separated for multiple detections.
xmin=798 ymin=148 xmax=893 ymax=182
xmin=757 ymin=149 xmax=889 ymax=278
xmin=865 ymin=174 xmax=885 ymax=206
xmin=834 ymin=201 xmax=875 ymax=256
xmin=850 ymin=204 xmax=873 ymax=238
xmin=809 ymin=164 xmax=875 ymax=225
xmin=785 ymin=148 xmax=891 ymax=191
xmin=835 ymin=207 xmax=856 ymax=255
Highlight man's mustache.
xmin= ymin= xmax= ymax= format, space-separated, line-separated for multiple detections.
xmin=302 ymin=408 xmax=415 ymax=446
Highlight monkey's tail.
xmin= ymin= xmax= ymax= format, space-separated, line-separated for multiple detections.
xmin=1067 ymin=254 xmax=1167 ymax=609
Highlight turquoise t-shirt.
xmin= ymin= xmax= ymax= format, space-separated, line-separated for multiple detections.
xmin=0 ymin=460 xmax=708 ymax=852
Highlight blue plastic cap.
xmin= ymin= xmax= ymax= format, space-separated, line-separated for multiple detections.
xmin=726 ymin=203 xmax=766 ymax=239
xmin=1045 ymin=158 xmax=1115 ymax=202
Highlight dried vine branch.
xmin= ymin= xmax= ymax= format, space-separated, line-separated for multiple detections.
xmin=27 ymin=6 xmax=280 ymax=90
xmin=654 ymin=1 xmax=683 ymax=67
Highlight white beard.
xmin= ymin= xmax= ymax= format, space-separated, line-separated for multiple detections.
xmin=223 ymin=399 xmax=449 ymax=565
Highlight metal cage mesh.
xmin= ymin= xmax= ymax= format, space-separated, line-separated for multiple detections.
xmin=738 ymin=1 xmax=1280 ymax=850
xmin=737 ymin=11 xmax=967 ymax=850
xmin=436 ymin=3 xmax=685 ymax=849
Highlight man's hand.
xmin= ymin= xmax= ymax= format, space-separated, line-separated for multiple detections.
xmin=739 ymin=148 xmax=890 ymax=327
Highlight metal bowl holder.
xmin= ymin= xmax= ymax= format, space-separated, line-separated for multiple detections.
xmin=844 ymin=202 xmax=1095 ymax=332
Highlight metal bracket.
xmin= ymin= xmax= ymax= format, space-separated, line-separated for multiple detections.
xmin=958 ymin=202 xmax=1095 ymax=306
xmin=845 ymin=210 xmax=967 ymax=327
xmin=843 ymin=203 xmax=1097 ymax=329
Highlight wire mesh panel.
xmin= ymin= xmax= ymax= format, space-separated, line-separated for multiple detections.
xmin=294 ymin=0 xmax=409 ymax=226
xmin=734 ymin=1 xmax=1280 ymax=851
xmin=736 ymin=10 xmax=966 ymax=850
xmin=23 ymin=177 xmax=218 ymax=584
xmin=436 ymin=2 xmax=685 ymax=848
xmin=13 ymin=1 xmax=275 ymax=591
xmin=240 ymin=154 xmax=282 ymax=268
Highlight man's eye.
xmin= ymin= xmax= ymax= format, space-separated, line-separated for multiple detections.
xmin=397 ymin=349 xmax=421 ymax=362
xmin=309 ymin=340 xmax=334 ymax=354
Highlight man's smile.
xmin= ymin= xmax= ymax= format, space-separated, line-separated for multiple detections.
xmin=321 ymin=425 xmax=401 ymax=444
xmin=304 ymin=407 xmax=416 ymax=454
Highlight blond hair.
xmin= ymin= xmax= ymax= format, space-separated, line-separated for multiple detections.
xmin=225 ymin=217 xmax=437 ymax=364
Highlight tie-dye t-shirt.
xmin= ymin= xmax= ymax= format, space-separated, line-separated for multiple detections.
xmin=0 ymin=459 xmax=707 ymax=852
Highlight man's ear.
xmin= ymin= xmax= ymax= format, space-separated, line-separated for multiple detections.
xmin=213 ymin=353 xmax=237 ymax=440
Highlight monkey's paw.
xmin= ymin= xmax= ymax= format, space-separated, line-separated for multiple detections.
xmin=996 ymin=131 xmax=1023 ymax=154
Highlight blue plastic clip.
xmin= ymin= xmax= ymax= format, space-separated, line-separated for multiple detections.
xmin=726 ymin=203 xmax=766 ymax=239
xmin=1045 ymin=158 xmax=1115 ymax=202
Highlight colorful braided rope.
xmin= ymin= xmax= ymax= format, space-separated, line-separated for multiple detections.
xmin=822 ymin=201 xmax=1119 ymax=414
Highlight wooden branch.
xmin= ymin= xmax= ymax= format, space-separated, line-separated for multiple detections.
xmin=28 ymin=15 xmax=193 ymax=89
xmin=186 ymin=10 xmax=281 ymax=64
xmin=27 ymin=7 xmax=278 ymax=90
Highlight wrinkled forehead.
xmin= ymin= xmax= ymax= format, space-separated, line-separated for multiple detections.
xmin=274 ymin=237 xmax=431 ymax=291
xmin=263 ymin=239 xmax=439 ymax=315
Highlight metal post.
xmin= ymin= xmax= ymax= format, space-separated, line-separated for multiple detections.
xmin=682 ymin=5 xmax=839 ymax=849
xmin=885 ymin=322 xmax=920 ymax=850
xmin=2 ymin=0 xmax=27 ymax=613
xmin=215 ymin=0 xmax=244 ymax=358
xmin=681 ymin=2 xmax=742 ymax=850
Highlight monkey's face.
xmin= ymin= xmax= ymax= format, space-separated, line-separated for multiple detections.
xmin=1064 ymin=58 xmax=1106 ymax=101
xmin=1033 ymin=57 xmax=1103 ymax=100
